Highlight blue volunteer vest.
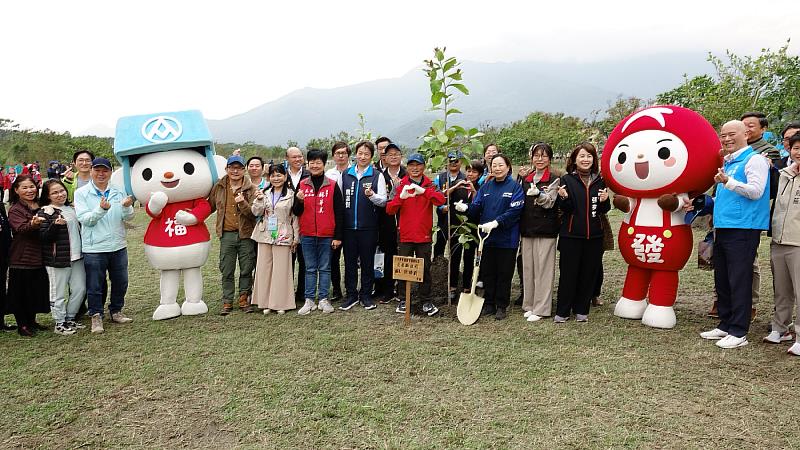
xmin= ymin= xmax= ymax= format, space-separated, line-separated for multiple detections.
xmin=713 ymin=147 xmax=770 ymax=230
xmin=342 ymin=165 xmax=379 ymax=230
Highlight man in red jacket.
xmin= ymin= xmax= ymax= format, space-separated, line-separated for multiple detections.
xmin=386 ymin=153 xmax=446 ymax=316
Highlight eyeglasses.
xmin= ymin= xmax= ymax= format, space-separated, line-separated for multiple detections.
xmin=532 ymin=154 xmax=550 ymax=160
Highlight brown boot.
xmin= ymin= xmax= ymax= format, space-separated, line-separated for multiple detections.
xmin=751 ymin=307 xmax=757 ymax=323
xmin=239 ymin=293 xmax=253 ymax=313
xmin=707 ymin=301 xmax=718 ymax=318
xmin=220 ymin=303 xmax=233 ymax=316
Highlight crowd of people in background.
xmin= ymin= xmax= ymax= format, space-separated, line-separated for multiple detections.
xmin=1 ymin=113 xmax=799 ymax=357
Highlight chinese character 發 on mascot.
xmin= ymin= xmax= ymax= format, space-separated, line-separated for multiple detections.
xmin=112 ymin=110 xmax=226 ymax=320
xmin=601 ymin=105 xmax=721 ymax=329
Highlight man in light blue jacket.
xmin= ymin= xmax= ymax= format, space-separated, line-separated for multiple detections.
xmin=74 ymin=158 xmax=135 ymax=333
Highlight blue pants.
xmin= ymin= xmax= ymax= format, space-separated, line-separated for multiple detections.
xmin=302 ymin=236 xmax=332 ymax=301
xmin=344 ymin=229 xmax=377 ymax=302
xmin=714 ymin=228 xmax=761 ymax=337
xmin=84 ymin=248 xmax=129 ymax=317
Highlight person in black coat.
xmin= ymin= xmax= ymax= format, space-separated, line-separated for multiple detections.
xmin=554 ymin=143 xmax=610 ymax=323
xmin=0 ymin=200 xmax=14 ymax=331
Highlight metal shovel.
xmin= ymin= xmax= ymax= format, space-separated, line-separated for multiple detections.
xmin=457 ymin=229 xmax=491 ymax=325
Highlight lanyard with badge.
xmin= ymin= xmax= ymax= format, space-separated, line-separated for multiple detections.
xmin=268 ymin=190 xmax=280 ymax=239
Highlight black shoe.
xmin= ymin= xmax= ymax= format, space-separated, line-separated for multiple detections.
xmin=395 ymin=302 xmax=406 ymax=314
xmin=422 ymin=302 xmax=439 ymax=317
xmin=480 ymin=304 xmax=496 ymax=317
xmin=18 ymin=325 xmax=35 ymax=337
xmin=330 ymin=290 xmax=343 ymax=302
xmin=33 ymin=322 xmax=48 ymax=331
xmin=495 ymin=308 xmax=507 ymax=320
xmin=1 ymin=322 xmax=17 ymax=331
xmin=339 ymin=297 xmax=360 ymax=311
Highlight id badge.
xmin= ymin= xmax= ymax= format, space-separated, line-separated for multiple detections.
xmin=267 ymin=215 xmax=278 ymax=231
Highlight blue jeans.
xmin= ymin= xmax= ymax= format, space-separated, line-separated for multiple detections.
xmin=302 ymin=236 xmax=332 ymax=300
xmin=84 ymin=248 xmax=129 ymax=317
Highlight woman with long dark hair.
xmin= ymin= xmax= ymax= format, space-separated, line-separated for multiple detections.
xmin=38 ymin=179 xmax=86 ymax=334
xmin=250 ymin=163 xmax=299 ymax=314
xmin=554 ymin=143 xmax=610 ymax=323
xmin=7 ymin=175 xmax=50 ymax=336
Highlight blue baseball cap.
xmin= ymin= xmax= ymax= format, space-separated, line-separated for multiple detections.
xmin=226 ymin=155 xmax=245 ymax=167
xmin=91 ymin=157 xmax=113 ymax=169
xmin=447 ymin=151 xmax=463 ymax=160
xmin=407 ymin=153 xmax=425 ymax=165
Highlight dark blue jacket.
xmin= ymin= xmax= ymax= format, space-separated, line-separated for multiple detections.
xmin=467 ymin=176 xmax=524 ymax=248
xmin=342 ymin=165 xmax=381 ymax=230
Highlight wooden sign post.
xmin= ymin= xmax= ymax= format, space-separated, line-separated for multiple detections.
xmin=392 ymin=255 xmax=424 ymax=326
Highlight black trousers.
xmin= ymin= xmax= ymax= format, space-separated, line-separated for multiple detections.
xmin=481 ymin=247 xmax=517 ymax=309
xmin=344 ymin=229 xmax=378 ymax=302
xmin=714 ymin=228 xmax=761 ymax=337
xmin=462 ymin=240 xmax=476 ymax=291
xmin=330 ymin=244 xmax=343 ymax=296
xmin=397 ymin=242 xmax=433 ymax=305
xmin=292 ymin=244 xmax=306 ymax=301
xmin=9 ymin=267 xmax=49 ymax=328
xmin=434 ymin=210 xmax=449 ymax=258
xmin=0 ymin=264 xmax=8 ymax=322
xmin=556 ymin=237 xmax=603 ymax=317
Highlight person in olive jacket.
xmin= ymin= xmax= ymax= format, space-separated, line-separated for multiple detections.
xmin=554 ymin=143 xmax=610 ymax=323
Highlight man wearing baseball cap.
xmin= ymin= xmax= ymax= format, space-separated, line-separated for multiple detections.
xmin=208 ymin=155 xmax=257 ymax=314
xmin=74 ymin=157 xmax=136 ymax=333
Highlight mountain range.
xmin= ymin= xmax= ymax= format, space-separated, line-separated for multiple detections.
xmin=134 ymin=54 xmax=719 ymax=146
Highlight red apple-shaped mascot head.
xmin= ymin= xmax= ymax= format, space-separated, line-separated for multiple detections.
xmin=601 ymin=105 xmax=721 ymax=198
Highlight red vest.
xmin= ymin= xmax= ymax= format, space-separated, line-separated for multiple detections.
xmin=298 ymin=177 xmax=336 ymax=238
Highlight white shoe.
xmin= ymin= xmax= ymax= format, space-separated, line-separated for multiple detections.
xmin=526 ymin=314 xmax=542 ymax=322
xmin=614 ymin=297 xmax=648 ymax=320
xmin=787 ymin=342 xmax=800 ymax=356
xmin=277 ymin=310 xmax=285 ymax=315
xmin=716 ymin=334 xmax=748 ymax=349
xmin=523 ymin=311 xmax=534 ymax=318
xmin=181 ymin=300 xmax=208 ymax=316
xmin=763 ymin=330 xmax=794 ymax=344
xmin=318 ymin=298 xmax=335 ymax=314
xmin=153 ymin=303 xmax=182 ymax=321
xmin=700 ymin=328 xmax=728 ymax=340
xmin=641 ymin=304 xmax=676 ymax=329
xmin=298 ymin=299 xmax=317 ymax=315
xmin=262 ymin=308 xmax=271 ymax=315
xmin=476 ymin=281 xmax=483 ymax=289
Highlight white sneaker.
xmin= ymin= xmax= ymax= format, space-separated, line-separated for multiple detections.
xmin=700 ymin=328 xmax=728 ymax=340
xmin=526 ymin=314 xmax=542 ymax=322
xmin=787 ymin=342 xmax=800 ymax=356
xmin=298 ymin=299 xmax=317 ymax=315
xmin=523 ymin=311 xmax=534 ymax=318
xmin=716 ymin=335 xmax=748 ymax=349
xmin=318 ymin=298 xmax=334 ymax=314
xmin=476 ymin=281 xmax=483 ymax=289
xmin=763 ymin=330 xmax=794 ymax=343
xmin=262 ymin=308 xmax=271 ymax=315
xmin=277 ymin=310 xmax=285 ymax=315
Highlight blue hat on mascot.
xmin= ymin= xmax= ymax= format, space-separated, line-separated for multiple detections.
xmin=113 ymin=110 xmax=220 ymax=197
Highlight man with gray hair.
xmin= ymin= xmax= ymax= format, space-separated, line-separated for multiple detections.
xmin=286 ymin=146 xmax=310 ymax=303
xmin=700 ymin=120 xmax=770 ymax=349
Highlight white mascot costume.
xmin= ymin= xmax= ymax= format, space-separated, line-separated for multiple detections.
xmin=113 ymin=110 xmax=226 ymax=320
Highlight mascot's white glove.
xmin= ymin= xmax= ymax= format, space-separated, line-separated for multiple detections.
xmin=175 ymin=210 xmax=198 ymax=226
xmin=399 ymin=184 xmax=416 ymax=200
xmin=413 ymin=183 xmax=426 ymax=194
xmin=148 ymin=191 xmax=169 ymax=215
xmin=526 ymin=185 xmax=540 ymax=197
xmin=454 ymin=200 xmax=468 ymax=212
xmin=479 ymin=220 xmax=499 ymax=233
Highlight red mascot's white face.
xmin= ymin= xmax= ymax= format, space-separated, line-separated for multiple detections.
xmin=601 ymin=106 xmax=721 ymax=198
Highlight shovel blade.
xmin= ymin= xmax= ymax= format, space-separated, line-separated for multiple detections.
xmin=457 ymin=292 xmax=484 ymax=325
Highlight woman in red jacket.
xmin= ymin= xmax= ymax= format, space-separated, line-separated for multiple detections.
xmin=7 ymin=175 xmax=50 ymax=336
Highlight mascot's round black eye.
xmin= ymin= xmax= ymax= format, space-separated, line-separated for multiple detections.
xmin=658 ymin=147 xmax=670 ymax=160
xmin=617 ymin=152 xmax=627 ymax=164
xmin=183 ymin=163 xmax=195 ymax=175
xmin=142 ymin=168 xmax=152 ymax=181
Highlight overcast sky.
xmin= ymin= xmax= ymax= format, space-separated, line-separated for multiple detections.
xmin=2 ymin=0 xmax=797 ymax=135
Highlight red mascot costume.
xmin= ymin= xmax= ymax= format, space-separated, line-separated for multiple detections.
xmin=601 ymin=105 xmax=721 ymax=329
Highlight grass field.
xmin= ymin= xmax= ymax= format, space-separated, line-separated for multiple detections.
xmin=1 ymin=209 xmax=798 ymax=449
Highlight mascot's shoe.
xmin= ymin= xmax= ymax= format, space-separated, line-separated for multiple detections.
xmin=181 ymin=300 xmax=209 ymax=316
xmin=153 ymin=303 xmax=182 ymax=321
xmin=641 ymin=304 xmax=676 ymax=329
xmin=614 ymin=297 xmax=648 ymax=319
